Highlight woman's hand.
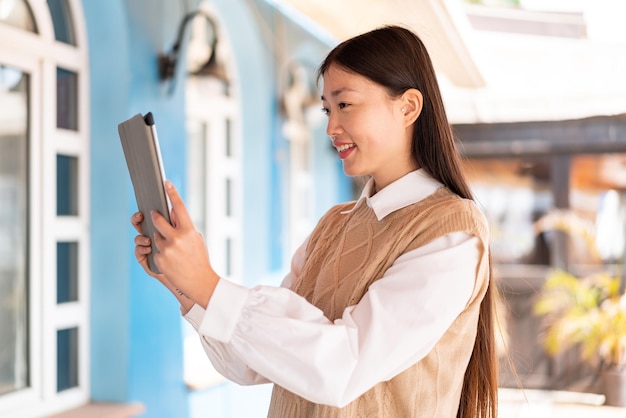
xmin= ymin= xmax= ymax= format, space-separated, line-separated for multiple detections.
xmin=131 ymin=210 xmax=197 ymax=313
xmin=131 ymin=212 xmax=167 ymax=281
xmin=150 ymin=181 xmax=219 ymax=308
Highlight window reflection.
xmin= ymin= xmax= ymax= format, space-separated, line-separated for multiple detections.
xmin=56 ymin=154 xmax=78 ymax=216
xmin=47 ymin=0 xmax=75 ymax=45
xmin=57 ymin=242 xmax=78 ymax=303
xmin=0 ymin=0 xmax=37 ymax=32
xmin=187 ymin=120 xmax=208 ymax=234
xmin=465 ymin=158 xmax=553 ymax=264
xmin=0 ymin=64 xmax=28 ymax=395
xmin=56 ymin=327 xmax=78 ymax=391
xmin=56 ymin=67 xmax=78 ymax=130
xmin=571 ymin=154 xmax=626 ymax=268
xmin=465 ymin=154 xmax=626 ymax=269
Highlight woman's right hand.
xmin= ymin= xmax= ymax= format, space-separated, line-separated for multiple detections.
xmin=131 ymin=211 xmax=196 ymax=313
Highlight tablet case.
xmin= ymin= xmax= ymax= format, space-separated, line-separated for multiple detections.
xmin=118 ymin=112 xmax=171 ymax=274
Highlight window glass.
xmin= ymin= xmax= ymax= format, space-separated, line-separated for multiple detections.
xmin=570 ymin=154 xmax=626 ymax=268
xmin=225 ymin=118 xmax=232 ymax=157
xmin=57 ymin=242 xmax=78 ymax=303
xmin=225 ymin=237 xmax=231 ymax=277
xmin=0 ymin=65 xmax=29 ymax=395
xmin=467 ymin=153 xmax=626 ymax=389
xmin=56 ymin=327 xmax=78 ymax=391
xmin=465 ymin=154 xmax=626 ymax=268
xmin=464 ymin=157 xmax=553 ymax=264
xmin=0 ymin=0 xmax=37 ymax=32
xmin=225 ymin=177 xmax=232 ymax=217
xmin=56 ymin=67 xmax=77 ymax=130
xmin=47 ymin=0 xmax=75 ymax=45
xmin=56 ymin=155 xmax=78 ymax=216
xmin=187 ymin=120 xmax=208 ymax=233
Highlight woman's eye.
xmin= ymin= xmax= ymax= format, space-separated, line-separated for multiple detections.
xmin=321 ymin=103 xmax=349 ymax=115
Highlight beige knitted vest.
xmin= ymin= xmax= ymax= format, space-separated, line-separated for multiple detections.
xmin=267 ymin=187 xmax=490 ymax=418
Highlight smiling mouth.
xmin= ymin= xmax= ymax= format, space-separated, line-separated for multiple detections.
xmin=335 ymin=143 xmax=356 ymax=160
xmin=336 ymin=143 xmax=355 ymax=152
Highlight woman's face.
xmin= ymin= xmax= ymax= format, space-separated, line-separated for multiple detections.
xmin=321 ymin=64 xmax=417 ymax=191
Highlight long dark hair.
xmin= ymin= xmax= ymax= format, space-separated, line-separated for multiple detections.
xmin=318 ymin=25 xmax=498 ymax=418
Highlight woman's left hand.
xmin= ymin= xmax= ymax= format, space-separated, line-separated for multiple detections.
xmin=151 ymin=180 xmax=219 ymax=308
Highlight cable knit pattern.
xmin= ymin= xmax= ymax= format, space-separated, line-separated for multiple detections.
xmin=267 ymin=187 xmax=490 ymax=418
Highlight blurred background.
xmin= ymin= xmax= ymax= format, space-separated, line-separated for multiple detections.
xmin=1 ymin=0 xmax=626 ymax=416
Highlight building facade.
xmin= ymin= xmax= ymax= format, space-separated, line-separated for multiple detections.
xmin=3 ymin=1 xmax=626 ymax=416
xmin=0 ymin=0 xmax=351 ymax=416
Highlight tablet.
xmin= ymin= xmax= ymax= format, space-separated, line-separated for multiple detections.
xmin=118 ymin=112 xmax=171 ymax=274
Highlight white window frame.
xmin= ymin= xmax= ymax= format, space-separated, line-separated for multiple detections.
xmin=186 ymin=79 xmax=242 ymax=279
xmin=287 ymin=133 xmax=314 ymax=256
xmin=0 ymin=0 xmax=90 ymax=416
xmin=281 ymin=63 xmax=316 ymax=257
xmin=183 ymin=5 xmax=242 ymax=390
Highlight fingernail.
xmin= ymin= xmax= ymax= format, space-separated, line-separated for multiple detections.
xmin=165 ymin=180 xmax=173 ymax=189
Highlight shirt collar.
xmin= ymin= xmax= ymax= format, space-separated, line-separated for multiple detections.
xmin=342 ymin=169 xmax=444 ymax=221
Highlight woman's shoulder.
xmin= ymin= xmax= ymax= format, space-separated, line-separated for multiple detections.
xmin=412 ymin=188 xmax=489 ymax=234
xmin=426 ymin=188 xmax=482 ymax=213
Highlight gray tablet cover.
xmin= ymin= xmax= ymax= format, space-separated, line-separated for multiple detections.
xmin=118 ymin=112 xmax=171 ymax=274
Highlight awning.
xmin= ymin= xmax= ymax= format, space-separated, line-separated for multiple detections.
xmin=265 ymin=0 xmax=485 ymax=88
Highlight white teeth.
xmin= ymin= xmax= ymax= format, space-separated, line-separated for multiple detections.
xmin=337 ymin=144 xmax=355 ymax=152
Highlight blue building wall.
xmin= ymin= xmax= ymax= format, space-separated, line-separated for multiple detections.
xmin=85 ymin=0 xmax=189 ymax=416
xmin=84 ymin=0 xmax=133 ymax=404
xmin=84 ymin=0 xmax=351 ymax=416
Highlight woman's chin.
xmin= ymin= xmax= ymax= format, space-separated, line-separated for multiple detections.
xmin=341 ymin=163 xmax=365 ymax=178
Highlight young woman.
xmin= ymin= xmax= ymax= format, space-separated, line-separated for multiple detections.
xmin=132 ymin=25 xmax=498 ymax=417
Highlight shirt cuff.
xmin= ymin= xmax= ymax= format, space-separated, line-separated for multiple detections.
xmin=183 ymin=304 xmax=205 ymax=330
xmin=198 ymin=279 xmax=250 ymax=342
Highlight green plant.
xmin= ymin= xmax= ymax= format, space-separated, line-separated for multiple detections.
xmin=532 ymin=208 xmax=626 ymax=372
xmin=534 ymin=269 xmax=626 ymax=370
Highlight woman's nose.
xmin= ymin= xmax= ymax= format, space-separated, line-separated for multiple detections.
xmin=326 ymin=113 xmax=341 ymax=138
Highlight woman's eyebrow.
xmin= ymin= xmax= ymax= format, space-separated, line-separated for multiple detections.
xmin=321 ymin=87 xmax=357 ymax=101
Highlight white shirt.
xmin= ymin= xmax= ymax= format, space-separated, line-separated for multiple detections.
xmin=184 ymin=169 xmax=482 ymax=407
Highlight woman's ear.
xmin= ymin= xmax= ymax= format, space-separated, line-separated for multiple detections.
xmin=400 ymin=88 xmax=423 ymax=126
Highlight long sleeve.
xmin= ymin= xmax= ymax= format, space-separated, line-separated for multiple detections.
xmin=183 ymin=238 xmax=309 ymax=386
xmin=184 ymin=231 xmax=479 ymax=407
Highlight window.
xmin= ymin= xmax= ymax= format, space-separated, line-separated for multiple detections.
xmin=57 ymin=242 xmax=79 ymax=303
xmin=47 ymin=0 xmax=76 ymax=45
xmin=56 ymin=68 xmax=78 ymax=130
xmin=185 ymin=88 xmax=242 ymax=389
xmin=186 ymin=112 xmax=242 ymax=282
xmin=464 ymin=157 xmax=554 ymax=265
xmin=465 ymin=154 xmax=626 ymax=269
xmin=0 ymin=0 xmax=89 ymax=415
xmin=0 ymin=0 xmax=37 ymax=32
xmin=0 ymin=64 xmax=29 ymax=398
xmin=183 ymin=7 xmax=241 ymax=389
xmin=56 ymin=154 xmax=79 ymax=215
xmin=185 ymin=9 xmax=241 ymax=287
xmin=464 ymin=151 xmax=626 ymax=388
xmin=282 ymin=63 xmax=317 ymax=257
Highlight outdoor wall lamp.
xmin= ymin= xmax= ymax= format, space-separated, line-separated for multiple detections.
xmin=158 ymin=10 xmax=229 ymax=89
